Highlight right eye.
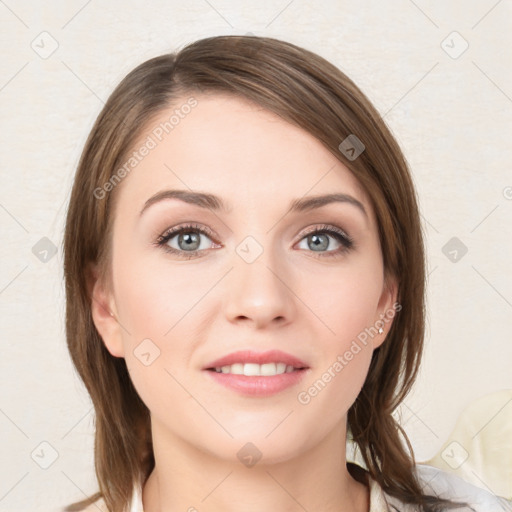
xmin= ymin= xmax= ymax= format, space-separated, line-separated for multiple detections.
xmin=154 ymin=223 xmax=221 ymax=258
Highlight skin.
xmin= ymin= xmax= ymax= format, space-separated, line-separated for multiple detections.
xmin=90 ymin=93 xmax=397 ymax=512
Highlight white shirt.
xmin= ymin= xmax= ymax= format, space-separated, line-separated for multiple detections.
xmin=97 ymin=463 xmax=510 ymax=512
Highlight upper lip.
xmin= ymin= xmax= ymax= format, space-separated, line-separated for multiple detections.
xmin=203 ymin=350 xmax=309 ymax=370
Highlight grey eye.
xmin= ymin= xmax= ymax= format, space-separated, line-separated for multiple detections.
xmin=298 ymin=232 xmax=343 ymax=252
xmin=164 ymin=230 xmax=213 ymax=252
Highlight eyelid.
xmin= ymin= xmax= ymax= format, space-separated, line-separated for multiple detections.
xmin=156 ymin=222 xmax=218 ymax=242
xmin=300 ymin=223 xmax=352 ymax=241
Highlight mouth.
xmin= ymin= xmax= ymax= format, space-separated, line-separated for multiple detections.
xmin=202 ymin=350 xmax=310 ymax=397
xmin=205 ymin=362 xmax=308 ymax=376
xmin=203 ymin=349 xmax=310 ymax=373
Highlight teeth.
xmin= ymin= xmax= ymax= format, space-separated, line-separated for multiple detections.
xmin=215 ymin=362 xmax=298 ymax=376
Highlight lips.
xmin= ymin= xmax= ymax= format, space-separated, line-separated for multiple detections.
xmin=203 ymin=349 xmax=309 ymax=371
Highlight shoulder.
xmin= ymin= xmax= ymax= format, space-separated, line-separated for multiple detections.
xmin=381 ymin=464 xmax=512 ymax=512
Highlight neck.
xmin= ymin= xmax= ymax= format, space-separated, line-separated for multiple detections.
xmin=142 ymin=417 xmax=369 ymax=512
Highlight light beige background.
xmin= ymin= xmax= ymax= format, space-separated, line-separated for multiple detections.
xmin=0 ymin=1 xmax=511 ymax=511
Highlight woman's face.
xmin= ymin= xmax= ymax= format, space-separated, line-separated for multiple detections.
xmin=91 ymin=93 xmax=397 ymax=464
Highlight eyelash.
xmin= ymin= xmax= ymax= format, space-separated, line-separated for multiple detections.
xmin=154 ymin=223 xmax=355 ymax=260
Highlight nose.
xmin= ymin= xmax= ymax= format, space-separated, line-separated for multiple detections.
xmin=223 ymin=247 xmax=295 ymax=329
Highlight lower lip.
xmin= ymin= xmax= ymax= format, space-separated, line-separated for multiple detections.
xmin=203 ymin=369 xmax=309 ymax=397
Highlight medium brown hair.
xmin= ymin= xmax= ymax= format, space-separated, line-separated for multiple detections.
xmin=63 ymin=35 xmax=472 ymax=511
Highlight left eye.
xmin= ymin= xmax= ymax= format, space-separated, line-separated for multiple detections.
xmin=296 ymin=226 xmax=354 ymax=256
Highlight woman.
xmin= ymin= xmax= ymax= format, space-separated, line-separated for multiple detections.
xmin=63 ymin=35 xmax=502 ymax=511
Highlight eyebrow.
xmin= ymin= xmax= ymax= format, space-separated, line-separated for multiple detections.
xmin=139 ymin=189 xmax=368 ymax=219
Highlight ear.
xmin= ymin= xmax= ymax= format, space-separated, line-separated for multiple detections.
xmin=87 ymin=263 xmax=125 ymax=358
xmin=372 ymin=274 xmax=399 ymax=350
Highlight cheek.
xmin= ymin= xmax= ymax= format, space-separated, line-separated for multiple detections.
xmin=297 ymin=257 xmax=383 ymax=347
xmin=111 ymin=250 xmax=219 ymax=407
xmin=293 ymin=308 xmax=375 ymax=448
xmin=112 ymin=247 xmax=211 ymax=338
xmin=290 ymin=258 xmax=382 ymax=412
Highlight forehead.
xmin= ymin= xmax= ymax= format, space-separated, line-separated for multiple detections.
xmin=113 ymin=93 xmax=373 ymax=220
